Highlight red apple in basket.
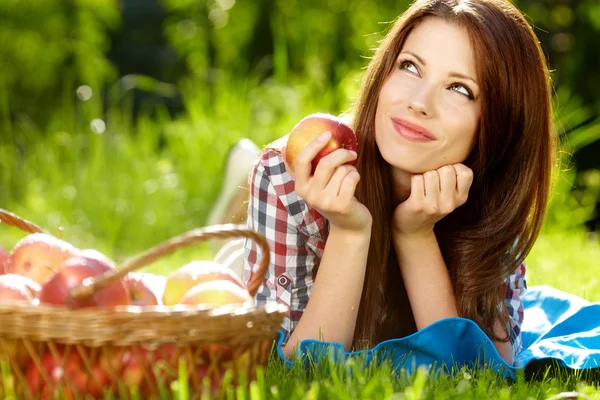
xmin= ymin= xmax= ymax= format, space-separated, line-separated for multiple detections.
xmin=285 ymin=113 xmax=357 ymax=174
xmin=162 ymin=260 xmax=245 ymax=306
xmin=178 ymin=280 xmax=253 ymax=307
xmin=39 ymin=253 xmax=130 ymax=308
xmin=0 ymin=274 xmax=33 ymax=304
xmin=0 ymin=280 xmax=37 ymax=370
xmin=79 ymin=248 xmax=116 ymax=268
xmin=125 ymin=273 xmax=160 ymax=306
xmin=6 ymin=233 xmax=79 ymax=284
xmin=26 ymin=349 xmax=108 ymax=399
xmin=122 ymin=352 xmax=146 ymax=391
xmin=0 ymin=273 xmax=42 ymax=299
xmin=0 ymin=274 xmax=36 ymax=303
xmin=121 ymin=346 xmax=164 ymax=394
xmin=0 ymin=245 xmax=9 ymax=273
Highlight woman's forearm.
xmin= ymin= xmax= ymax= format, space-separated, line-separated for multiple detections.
xmin=282 ymin=224 xmax=371 ymax=358
xmin=392 ymin=232 xmax=458 ymax=329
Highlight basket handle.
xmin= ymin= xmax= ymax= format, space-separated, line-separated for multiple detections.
xmin=70 ymin=224 xmax=271 ymax=300
xmin=0 ymin=209 xmax=46 ymax=234
xmin=0 ymin=209 xmax=271 ymax=300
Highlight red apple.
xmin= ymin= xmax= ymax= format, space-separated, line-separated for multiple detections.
xmin=162 ymin=261 xmax=245 ymax=306
xmin=125 ymin=273 xmax=160 ymax=306
xmin=121 ymin=346 xmax=159 ymax=394
xmin=0 ymin=275 xmax=35 ymax=303
xmin=285 ymin=113 xmax=357 ymax=174
xmin=178 ymin=280 xmax=253 ymax=307
xmin=6 ymin=233 xmax=79 ymax=284
xmin=39 ymin=254 xmax=130 ymax=308
xmin=0 ymin=245 xmax=9 ymax=273
xmin=26 ymin=349 xmax=107 ymax=399
xmin=200 ymin=343 xmax=234 ymax=362
xmin=0 ymin=277 xmax=39 ymax=371
xmin=79 ymin=248 xmax=116 ymax=268
xmin=0 ymin=274 xmax=42 ymax=299
xmin=122 ymin=354 xmax=145 ymax=390
xmin=99 ymin=346 xmax=126 ymax=378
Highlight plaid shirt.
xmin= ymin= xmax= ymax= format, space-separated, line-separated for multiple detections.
xmin=243 ymin=145 xmax=527 ymax=355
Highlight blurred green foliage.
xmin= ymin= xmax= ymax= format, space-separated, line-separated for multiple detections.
xmin=0 ymin=0 xmax=119 ymax=125
xmin=0 ymin=0 xmax=599 ymax=264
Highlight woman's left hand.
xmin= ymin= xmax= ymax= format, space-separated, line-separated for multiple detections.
xmin=392 ymin=164 xmax=474 ymax=237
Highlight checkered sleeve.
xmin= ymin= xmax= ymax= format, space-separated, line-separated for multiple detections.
xmin=503 ymin=262 xmax=527 ymax=355
xmin=243 ymin=149 xmax=325 ymax=346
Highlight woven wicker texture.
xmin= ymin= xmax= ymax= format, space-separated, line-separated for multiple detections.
xmin=0 ymin=209 xmax=287 ymax=399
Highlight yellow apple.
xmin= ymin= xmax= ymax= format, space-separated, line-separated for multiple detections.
xmin=178 ymin=280 xmax=253 ymax=307
xmin=162 ymin=261 xmax=245 ymax=306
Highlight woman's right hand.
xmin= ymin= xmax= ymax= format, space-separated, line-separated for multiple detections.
xmin=292 ymin=132 xmax=372 ymax=233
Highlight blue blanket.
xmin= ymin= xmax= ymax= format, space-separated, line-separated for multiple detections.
xmin=273 ymin=286 xmax=600 ymax=379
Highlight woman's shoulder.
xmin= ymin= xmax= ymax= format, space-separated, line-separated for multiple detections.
xmin=253 ymin=134 xmax=294 ymax=194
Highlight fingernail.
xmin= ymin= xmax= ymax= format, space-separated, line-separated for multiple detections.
xmin=318 ymin=132 xmax=331 ymax=141
xmin=350 ymin=151 xmax=358 ymax=158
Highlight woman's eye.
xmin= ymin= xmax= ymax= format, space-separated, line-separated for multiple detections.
xmin=399 ymin=60 xmax=419 ymax=75
xmin=449 ymin=83 xmax=474 ymax=100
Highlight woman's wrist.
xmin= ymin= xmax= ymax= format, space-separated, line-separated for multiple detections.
xmin=329 ymin=220 xmax=373 ymax=241
xmin=392 ymin=230 xmax=439 ymax=266
xmin=392 ymin=227 xmax=435 ymax=242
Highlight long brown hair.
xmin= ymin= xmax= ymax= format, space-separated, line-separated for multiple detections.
xmin=350 ymin=0 xmax=556 ymax=348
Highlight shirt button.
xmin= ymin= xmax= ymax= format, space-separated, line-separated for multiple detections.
xmin=277 ymin=276 xmax=290 ymax=287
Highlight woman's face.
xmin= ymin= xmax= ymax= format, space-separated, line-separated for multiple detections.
xmin=375 ymin=17 xmax=481 ymax=173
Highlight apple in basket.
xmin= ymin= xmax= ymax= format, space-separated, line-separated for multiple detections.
xmin=125 ymin=273 xmax=160 ymax=306
xmin=119 ymin=345 xmax=178 ymax=397
xmin=79 ymin=248 xmax=117 ymax=268
xmin=0 ymin=277 xmax=38 ymax=369
xmin=119 ymin=347 xmax=146 ymax=390
xmin=5 ymin=233 xmax=80 ymax=284
xmin=0 ymin=245 xmax=8 ymax=273
xmin=178 ymin=280 xmax=253 ymax=307
xmin=162 ymin=260 xmax=245 ymax=306
xmin=0 ymin=274 xmax=41 ymax=302
xmin=38 ymin=252 xmax=130 ymax=308
xmin=285 ymin=113 xmax=357 ymax=174
xmin=26 ymin=349 xmax=109 ymax=399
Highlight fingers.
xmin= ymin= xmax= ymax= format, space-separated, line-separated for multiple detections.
xmin=453 ymin=164 xmax=474 ymax=205
xmin=438 ymin=165 xmax=457 ymax=198
xmin=409 ymin=174 xmax=425 ymax=202
xmin=409 ymin=164 xmax=473 ymax=214
xmin=323 ymin=165 xmax=354 ymax=198
xmin=312 ymin=149 xmax=357 ymax=191
xmin=294 ymin=132 xmax=332 ymax=184
xmin=337 ymin=169 xmax=361 ymax=203
xmin=423 ymin=170 xmax=441 ymax=199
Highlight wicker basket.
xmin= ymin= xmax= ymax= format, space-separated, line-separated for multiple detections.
xmin=0 ymin=209 xmax=287 ymax=399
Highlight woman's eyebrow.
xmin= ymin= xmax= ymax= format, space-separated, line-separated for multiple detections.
xmin=402 ymin=50 xmax=479 ymax=86
xmin=403 ymin=51 xmax=427 ymax=66
xmin=448 ymin=72 xmax=478 ymax=85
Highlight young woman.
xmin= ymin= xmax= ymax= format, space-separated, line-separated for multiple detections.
xmin=243 ymin=0 xmax=555 ymax=366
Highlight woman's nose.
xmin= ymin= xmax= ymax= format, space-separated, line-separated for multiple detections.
xmin=407 ymin=86 xmax=434 ymax=117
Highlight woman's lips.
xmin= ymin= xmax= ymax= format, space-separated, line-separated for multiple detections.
xmin=391 ymin=118 xmax=435 ymax=143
